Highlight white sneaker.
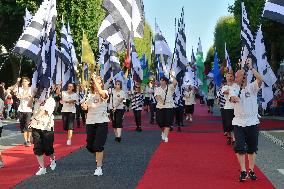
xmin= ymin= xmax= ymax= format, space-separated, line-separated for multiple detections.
xmin=67 ymin=139 xmax=71 ymax=146
xmin=35 ymin=167 xmax=46 ymax=175
xmin=0 ymin=161 xmax=4 ymax=168
xmin=94 ymin=167 xmax=103 ymax=176
xmin=189 ymin=117 xmax=193 ymax=122
xmin=50 ymin=158 xmax=56 ymax=171
xmin=161 ymin=132 xmax=165 ymax=141
xmin=186 ymin=116 xmax=189 ymax=120
xmin=164 ymin=137 xmax=168 ymax=143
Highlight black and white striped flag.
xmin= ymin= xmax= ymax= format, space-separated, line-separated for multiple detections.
xmin=263 ymin=0 xmax=284 ymax=24
xmin=14 ymin=0 xmax=57 ymax=99
xmin=154 ymin=23 xmax=172 ymax=56
xmin=98 ymin=0 xmax=144 ymax=51
xmin=241 ymin=2 xmax=256 ymax=82
xmin=24 ymin=8 xmax=33 ymax=30
xmin=255 ymin=25 xmax=277 ymax=109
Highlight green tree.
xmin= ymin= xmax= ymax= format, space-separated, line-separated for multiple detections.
xmin=212 ymin=15 xmax=241 ymax=71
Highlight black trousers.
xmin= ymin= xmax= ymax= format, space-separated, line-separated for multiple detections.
xmin=62 ymin=112 xmax=75 ymax=131
xmin=133 ymin=110 xmax=142 ymax=127
xmin=224 ymin=109 xmax=234 ymax=132
xmin=86 ymin=123 xmax=108 ymax=153
xmin=220 ymin=108 xmax=226 ymax=132
xmin=76 ymin=104 xmax=86 ymax=126
xmin=32 ymin=128 xmax=54 ymax=156
xmin=0 ymin=126 xmax=3 ymax=137
xmin=150 ymin=103 xmax=156 ymax=122
xmin=175 ymin=106 xmax=184 ymax=126
xmin=110 ymin=109 xmax=125 ymax=128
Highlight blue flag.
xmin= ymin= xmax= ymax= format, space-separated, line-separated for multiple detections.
xmin=213 ymin=48 xmax=222 ymax=87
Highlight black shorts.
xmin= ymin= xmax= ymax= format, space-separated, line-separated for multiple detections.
xmin=207 ymin=99 xmax=214 ymax=107
xmin=224 ymin=109 xmax=234 ymax=132
xmin=234 ymin=125 xmax=259 ymax=154
xmin=86 ymin=123 xmax=108 ymax=153
xmin=144 ymin=97 xmax=150 ymax=106
xmin=19 ymin=112 xmax=32 ymax=133
xmin=109 ymin=109 xmax=125 ymax=128
xmin=156 ymin=108 xmax=174 ymax=128
xmin=32 ymin=128 xmax=54 ymax=156
xmin=62 ymin=112 xmax=75 ymax=131
xmin=185 ymin=105 xmax=194 ymax=114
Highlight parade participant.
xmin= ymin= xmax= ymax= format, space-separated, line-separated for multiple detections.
xmin=28 ymin=93 xmax=56 ymax=175
xmin=5 ymin=90 xmax=13 ymax=119
xmin=149 ymin=80 xmax=157 ymax=124
xmin=61 ymin=83 xmax=78 ymax=146
xmin=222 ymin=71 xmax=237 ymax=145
xmin=53 ymin=85 xmax=62 ymax=115
xmin=229 ymin=58 xmax=263 ymax=182
xmin=75 ymin=85 xmax=86 ymax=128
xmin=0 ymin=152 xmax=3 ymax=168
xmin=109 ymin=80 xmax=125 ymax=142
xmin=143 ymin=82 xmax=151 ymax=112
xmin=131 ymin=83 xmax=144 ymax=132
xmin=81 ymin=74 xmax=109 ymax=176
xmin=154 ymin=74 xmax=177 ymax=142
xmin=0 ymin=97 xmax=4 ymax=137
xmin=17 ymin=77 xmax=33 ymax=147
xmin=174 ymin=89 xmax=184 ymax=132
xmin=184 ymin=85 xmax=196 ymax=122
xmin=206 ymin=82 xmax=215 ymax=113
xmin=216 ymin=80 xmax=226 ymax=135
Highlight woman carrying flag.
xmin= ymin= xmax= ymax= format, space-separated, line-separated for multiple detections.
xmin=81 ymin=74 xmax=109 ymax=176
xmin=154 ymin=74 xmax=177 ymax=142
xmin=109 ymin=80 xmax=125 ymax=143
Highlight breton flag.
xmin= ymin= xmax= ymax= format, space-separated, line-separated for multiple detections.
xmin=241 ymin=2 xmax=256 ymax=83
xmin=131 ymin=42 xmax=143 ymax=83
xmin=225 ymin=42 xmax=231 ymax=71
xmin=255 ymin=25 xmax=277 ymax=109
xmin=154 ymin=22 xmax=172 ymax=56
xmin=263 ymin=0 xmax=284 ymax=24
xmin=60 ymin=20 xmax=75 ymax=90
xmin=98 ymin=0 xmax=144 ymax=51
xmin=24 ymin=8 xmax=33 ymax=30
xmin=14 ymin=0 xmax=57 ymax=99
xmin=173 ymin=8 xmax=191 ymax=94
xmin=67 ymin=22 xmax=78 ymax=71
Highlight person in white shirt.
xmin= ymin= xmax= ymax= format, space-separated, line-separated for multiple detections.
xmin=229 ymin=58 xmax=263 ymax=182
xmin=28 ymin=94 xmax=56 ymax=175
xmin=222 ymin=71 xmax=237 ymax=145
xmin=61 ymin=83 xmax=78 ymax=146
xmin=109 ymin=80 xmax=125 ymax=142
xmin=81 ymin=74 xmax=109 ymax=176
xmin=16 ymin=77 xmax=33 ymax=147
xmin=154 ymin=74 xmax=177 ymax=143
xmin=143 ymin=83 xmax=151 ymax=112
xmin=183 ymin=86 xmax=196 ymax=122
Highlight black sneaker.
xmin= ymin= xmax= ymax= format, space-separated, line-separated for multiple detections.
xmin=117 ymin=137 xmax=121 ymax=143
xmin=248 ymin=170 xmax=257 ymax=181
xmin=239 ymin=171 xmax=248 ymax=182
xmin=226 ymin=137 xmax=231 ymax=145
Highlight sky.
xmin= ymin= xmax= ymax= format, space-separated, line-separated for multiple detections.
xmin=143 ymin=0 xmax=235 ymax=57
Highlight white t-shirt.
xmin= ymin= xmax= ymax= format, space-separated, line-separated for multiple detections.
xmin=183 ymin=90 xmax=196 ymax=105
xmin=144 ymin=86 xmax=150 ymax=98
xmin=18 ymin=87 xmax=33 ymax=113
xmin=109 ymin=90 xmax=125 ymax=110
xmin=0 ymin=98 xmax=4 ymax=127
xmin=230 ymin=81 xmax=260 ymax=127
xmin=207 ymin=87 xmax=215 ymax=100
xmin=154 ymin=84 xmax=175 ymax=109
xmin=61 ymin=91 xmax=78 ymax=113
xmin=222 ymin=83 xmax=239 ymax=110
xmin=86 ymin=91 xmax=110 ymax=124
xmin=31 ymin=97 xmax=56 ymax=131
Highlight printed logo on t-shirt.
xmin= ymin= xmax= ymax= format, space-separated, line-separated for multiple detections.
xmin=117 ymin=94 xmax=120 ymax=98
xmin=245 ymin=92 xmax=250 ymax=98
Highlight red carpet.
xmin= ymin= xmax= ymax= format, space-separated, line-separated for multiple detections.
xmin=136 ymin=132 xmax=275 ymax=189
xmin=0 ymin=134 xmax=86 ymax=189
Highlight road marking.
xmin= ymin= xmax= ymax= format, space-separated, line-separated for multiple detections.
xmin=0 ymin=132 xmax=22 ymax=140
xmin=260 ymin=131 xmax=284 ymax=150
xmin=277 ymin=169 xmax=284 ymax=176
